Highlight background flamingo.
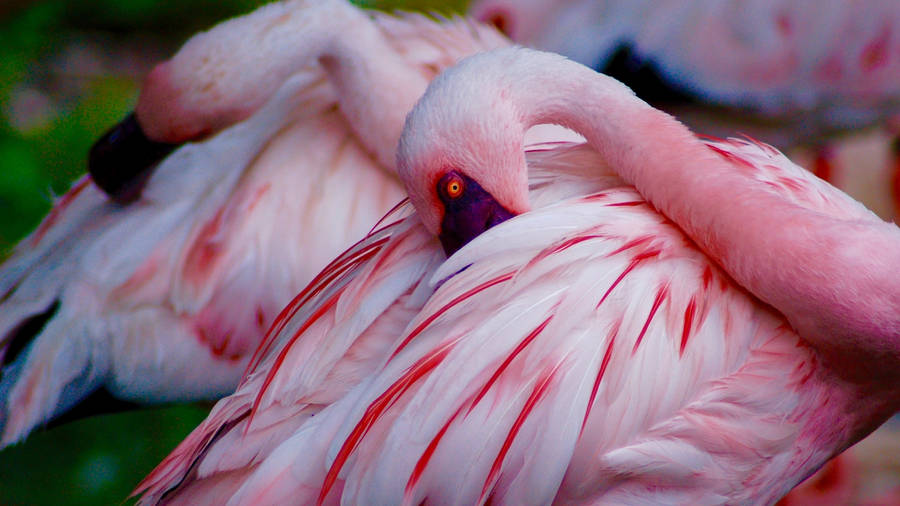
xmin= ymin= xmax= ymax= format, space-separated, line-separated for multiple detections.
xmin=136 ymin=48 xmax=900 ymax=504
xmin=469 ymin=0 xmax=900 ymax=220
xmin=0 ymin=0 xmax=510 ymax=448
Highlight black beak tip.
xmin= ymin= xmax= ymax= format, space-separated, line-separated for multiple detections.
xmin=88 ymin=112 xmax=178 ymax=204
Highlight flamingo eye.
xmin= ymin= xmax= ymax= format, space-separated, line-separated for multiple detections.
xmin=439 ymin=172 xmax=465 ymax=200
xmin=446 ymin=179 xmax=463 ymax=198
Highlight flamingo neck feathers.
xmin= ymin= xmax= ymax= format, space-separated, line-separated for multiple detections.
xmin=138 ymin=0 xmax=427 ymax=170
xmin=469 ymin=48 xmax=900 ymax=387
xmin=319 ymin=34 xmax=430 ymax=171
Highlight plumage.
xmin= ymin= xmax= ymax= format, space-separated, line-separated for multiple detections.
xmin=0 ymin=0 xmax=510 ymax=446
xmin=137 ymin=62 xmax=899 ymax=501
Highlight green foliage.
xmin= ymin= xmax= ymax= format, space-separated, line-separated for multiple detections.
xmin=28 ymin=77 xmax=138 ymax=190
xmin=0 ymin=405 xmax=210 ymax=505
xmin=0 ymin=138 xmax=47 ymax=248
xmin=361 ymin=0 xmax=469 ymax=13
xmin=61 ymin=0 xmax=270 ymax=34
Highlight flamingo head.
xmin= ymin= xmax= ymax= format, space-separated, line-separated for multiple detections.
xmin=88 ymin=30 xmax=242 ymax=203
xmin=89 ymin=0 xmax=301 ymax=203
xmin=397 ymin=52 xmax=533 ymax=256
xmin=87 ymin=55 xmax=219 ymax=203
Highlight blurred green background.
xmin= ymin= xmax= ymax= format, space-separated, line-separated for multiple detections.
xmin=0 ymin=1 xmax=465 ymax=504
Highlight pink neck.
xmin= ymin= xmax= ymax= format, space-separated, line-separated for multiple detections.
xmin=320 ymin=29 xmax=430 ymax=171
xmin=506 ymin=50 xmax=900 ymax=386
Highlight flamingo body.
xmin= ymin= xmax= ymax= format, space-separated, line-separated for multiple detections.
xmin=0 ymin=0 xmax=509 ymax=445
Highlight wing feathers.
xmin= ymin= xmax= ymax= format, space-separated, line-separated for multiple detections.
xmin=245 ymin=187 xmax=814 ymax=504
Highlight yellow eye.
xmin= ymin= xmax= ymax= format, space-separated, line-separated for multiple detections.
xmin=445 ymin=176 xmax=464 ymax=199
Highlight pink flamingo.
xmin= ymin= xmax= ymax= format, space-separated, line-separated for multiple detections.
xmin=469 ymin=0 xmax=900 ymax=219
xmin=0 ymin=0 xmax=510 ymax=446
xmin=135 ymin=47 xmax=900 ymax=504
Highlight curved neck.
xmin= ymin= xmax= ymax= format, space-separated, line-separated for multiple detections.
xmin=319 ymin=27 xmax=430 ymax=170
xmin=503 ymin=50 xmax=900 ymax=385
xmin=138 ymin=0 xmax=428 ymax=170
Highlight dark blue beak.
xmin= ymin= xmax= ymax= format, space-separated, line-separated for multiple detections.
xmin=437 ymin=172 xmax=516 ymax=256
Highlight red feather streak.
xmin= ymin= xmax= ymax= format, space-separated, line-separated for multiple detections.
xmin=596 ymin=248 xmax=661 ymax=309
xmin=702 ymin=265 xmax=714 ymax=289
xmin=245 ymin=282 xmax=350 ymax=434
xmin=707 ymin=144 xmax=755 ymax=170
xmin=403 ymin=405 xmax=463 ymax=504
xmin=632 ymin=284 xmax=668 ymax=354
xmin=389 ymin=271 xmax=515 ymax=361
xmin=579 ymin=192 xmax=609 ymax=202
xmin=366 ymin=198 xmax=410 ymax=235
xmin=32 ymin=176 xmax=91 ymax=246
xmin=466 ymin=315 xmax=554 ymax=414
xmin=582 ymin=318 xmax=621 ymax=432
xmin=318 ymin=340 xmax=457 ymax=505
xmin=478 ymin=364 xmax=560 ymax=504
xmin=606 ymin=200 xmax=644 ymax=207
xmin=606 ymin=236 xmax=653 ymax=257
xmin=404 ymin=316 xmax=554 ymax=501
xmin=529 ymin=233 xmax=605 ymax=268
xmin=680 ymin=297 xmax=697 ymax=356
xmin=243 ymin=235 xmax=389 ymax=376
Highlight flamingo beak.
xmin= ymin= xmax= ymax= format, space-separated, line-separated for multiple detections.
xmin=438 ymin=172 xmax=516 ymax=256
xmin=88 ymin=113 xmax=177 ymax=204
